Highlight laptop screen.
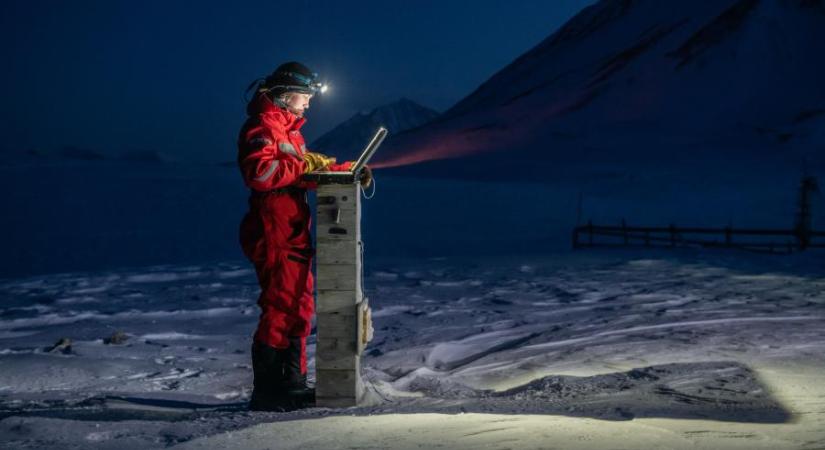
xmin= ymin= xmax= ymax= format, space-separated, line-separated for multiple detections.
xmin=350 ymin=127 xmax=388 ymax=173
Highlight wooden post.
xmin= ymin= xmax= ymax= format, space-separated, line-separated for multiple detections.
xmin=314 ymin=183 xmax=373 ymax=407
xmin=794 ymin=175 xmax=818 ymax=251
xmin=587 ymin=220 xmax=593 ymax=246
xmin=621 ymin=218 xmax=628 ymax=245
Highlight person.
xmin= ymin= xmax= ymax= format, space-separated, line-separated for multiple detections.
xmin=237 ymin=61 xmax=372 ymax=411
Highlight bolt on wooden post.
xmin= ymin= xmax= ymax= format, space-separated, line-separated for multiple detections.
xmin=313 ymin=181 xmax=373 ymax=407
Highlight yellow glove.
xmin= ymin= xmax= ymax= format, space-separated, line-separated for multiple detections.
xmin=302 ymin=152 xmax=336 ymax=173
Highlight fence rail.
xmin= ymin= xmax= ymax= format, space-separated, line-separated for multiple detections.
xmin=572 ymin=221 xmax=825 ymax=254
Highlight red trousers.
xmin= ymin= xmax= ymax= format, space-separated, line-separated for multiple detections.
xmin=239 ymin=190 xmax=313 ymax=373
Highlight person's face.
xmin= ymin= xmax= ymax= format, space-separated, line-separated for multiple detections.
xmin=284 ymin=92 xmax=312 ymax=117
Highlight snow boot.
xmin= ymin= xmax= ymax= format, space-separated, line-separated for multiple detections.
xmin=249 ymin=340 xmax=289 ymax=411
xmin=282 ymin=336 xmax=315 ymax=409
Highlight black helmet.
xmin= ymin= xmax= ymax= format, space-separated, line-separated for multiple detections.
xmin=261 ymin=62 xmax=326 ymax=98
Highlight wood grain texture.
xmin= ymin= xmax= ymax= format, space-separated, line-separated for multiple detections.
xmin=314 ymin=183 xmax=365 ymax=407
xmin=316 ymin=338 xmax=359 ymax=370
xmin=316 ymin=312 xmax=358 ymax=340
xmin=316 ymin=240 xmax=361 ymax=265
xmin=315 ymin=261 xmax=361 ymax=293
xmin=316 ymin=366 xmax=363 ymax=400
xmin=316 ymin=289 xmax=361 ymax=314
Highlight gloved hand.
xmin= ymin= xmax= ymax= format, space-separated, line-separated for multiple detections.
xmin=302 ymin=152 xmax=336 ymax=173
xmin=358 ymin=165 xmax=373 ymax=188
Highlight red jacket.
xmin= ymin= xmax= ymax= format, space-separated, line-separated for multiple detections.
xmin=237 ymin=94 xmax=352 ymax=191
xmin=238 ymin=94 xmax=351 ymax=349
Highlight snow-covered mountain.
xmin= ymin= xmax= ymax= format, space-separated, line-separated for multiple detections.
xmin=374 ymin=0 xmax=825 ymax=181
xmin=310 ymin=98 xmax=439 ymax=162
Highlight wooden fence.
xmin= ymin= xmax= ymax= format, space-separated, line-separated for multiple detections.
xmin=572 ymin=220 xmax=825 ymax=254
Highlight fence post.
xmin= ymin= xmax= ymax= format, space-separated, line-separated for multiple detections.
xmin=571 ymin=227 xmax=579 ymax=249
xmin=669 ymin=223 xmax=676 ymax=247
xmin=588 ymin=220 xmax=593 ymax=246
xmin=621 ymin=218 xmax=628 ymax=245
xmin=794 ymin=175 xmax=818 ymax=251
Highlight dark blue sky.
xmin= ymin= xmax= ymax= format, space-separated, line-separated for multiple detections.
xmin=1 ymin=0 xmax=593 ymax=162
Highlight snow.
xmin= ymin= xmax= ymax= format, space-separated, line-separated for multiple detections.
xmin=1 ymin=1 xmax=824 ymax=447
xmin=0 ymin=248 xmax=823 ymax=448
xmin=425 ymin=329 xmax=539 ymax=371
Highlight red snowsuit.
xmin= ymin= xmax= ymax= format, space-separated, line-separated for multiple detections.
xmin=237 ymin=94 xmax=352 ymax=375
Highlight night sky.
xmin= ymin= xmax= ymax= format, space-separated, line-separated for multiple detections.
xmin=1 ymin=0 xmax=593 ymax=163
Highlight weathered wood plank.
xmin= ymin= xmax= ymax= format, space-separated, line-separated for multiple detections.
xmin=316 ymin=207 xmax=358 ymax=226
xmin=315 ymin=262 xmax=361 ymax=292
xmin=316 ymin=206 xmax=359 ymax=226
xmin=316 ymin=240 xmax=360 ymax=265
xmin=316 ymin=225 xmax=360 ymax=242
xmin=315 ymin=262 xmax=359 ymax=277
xmin=316 ymin=312 xmax=358 ymax=339
xmin=314 ymin=183 xmax=365 ymax=407
xmin=316 ymin=354 xmax=359 ymax=371
xmin=317 ymin=189 xmax=360 ymax=227
xmin=317 ymin=186 xmax=360 ymax=209
xmin=316 ymin=275 xmax=357 ymax=292
xmin=316 ymin=225 xmax=358 ymax=241
xmin=316 ymin=338 xmax=359 ymax=370
xmin=316 ymin=289 xmax=360 ymax=314
xmin=316 ymin=366 xmax=363 ymax=400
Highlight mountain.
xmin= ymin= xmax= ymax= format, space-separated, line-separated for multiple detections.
xmin=310 ymin=98 xmax=439 ymax=162
xmin=374 ymin=0 xmax=825 ymax=181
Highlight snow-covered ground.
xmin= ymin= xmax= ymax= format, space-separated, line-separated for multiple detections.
xmin=1 ymin=248 xmax=823 ymax=449
xmin=1 ymin=127 xmax=823 ymax=449
xmin=3 ymin=1 xmax=824 ymax=447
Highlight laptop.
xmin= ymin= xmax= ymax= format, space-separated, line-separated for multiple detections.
xmin=302 ymin=127 xmax=388 ymax=184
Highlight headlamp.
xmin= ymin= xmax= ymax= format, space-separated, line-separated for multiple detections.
xmin=279 ymin=71 xmax=328 ymax=95
xmin=256 ymin=67 xmax=330 ymax=101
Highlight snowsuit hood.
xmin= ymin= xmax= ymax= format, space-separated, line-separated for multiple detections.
xmin=246 ymin=93 xmax=306 ymax=132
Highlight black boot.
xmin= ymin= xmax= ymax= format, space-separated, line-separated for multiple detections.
xmin=282 ymin=337 xmax=315 ymax=409
xmin=249 ymin=341 xmax=289 ymax=411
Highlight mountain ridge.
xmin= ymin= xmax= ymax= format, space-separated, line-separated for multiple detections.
xmin=373 ymin=0 xmax=825 ymax=178
xmin=310 ymin=98 xmax=439 ymax=162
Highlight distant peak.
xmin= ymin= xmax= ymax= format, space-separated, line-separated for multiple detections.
xmin=310 ymin=98 xmax=441 ymax=154
xmin=368 ymin=98 xmax=439 ymax=116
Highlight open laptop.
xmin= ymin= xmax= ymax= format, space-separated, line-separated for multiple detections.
xmin=302 ymin=127 xmax=388 ymax=185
